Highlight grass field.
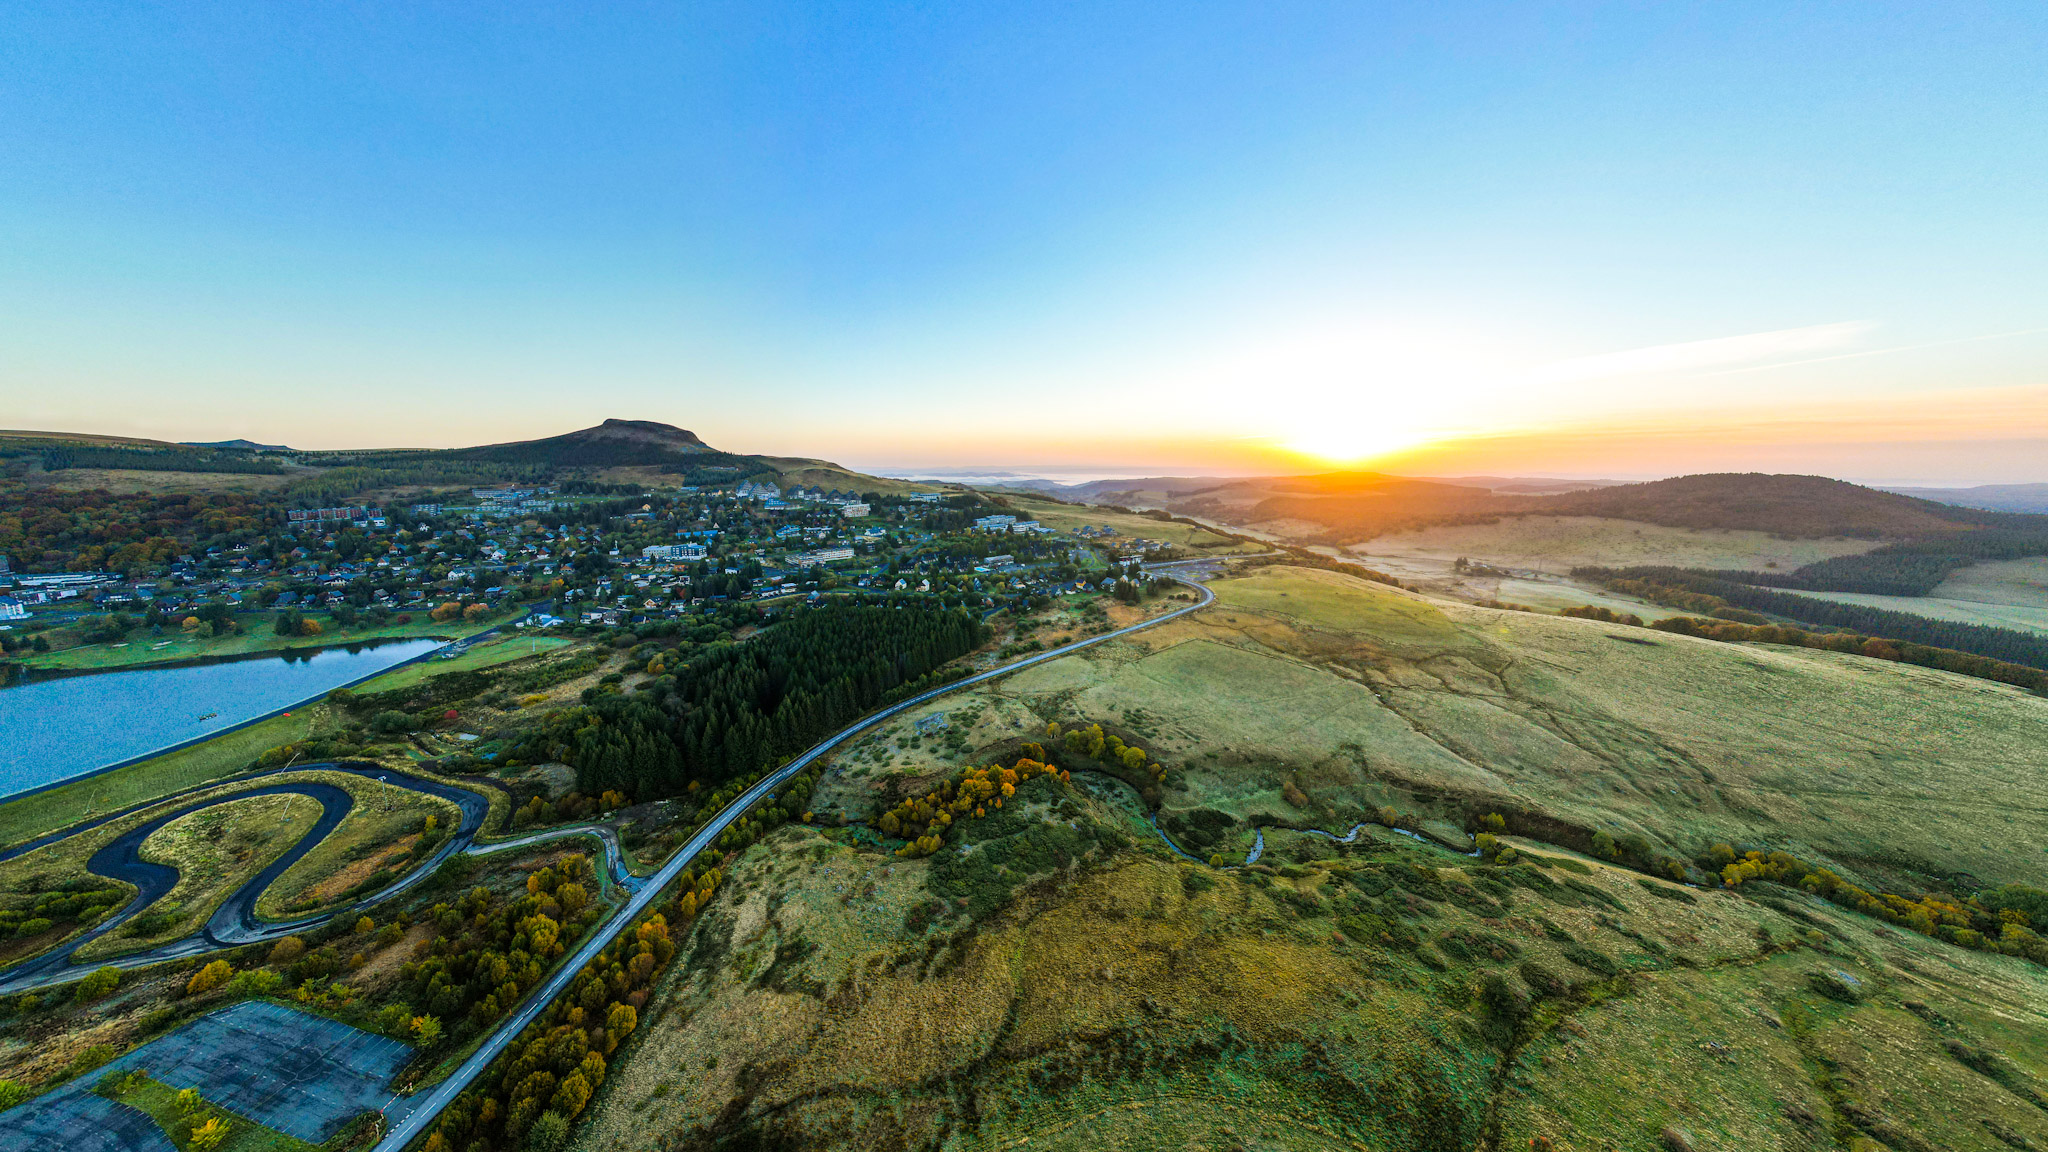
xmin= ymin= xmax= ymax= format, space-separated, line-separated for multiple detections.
xmin=0 ymin=711 xmax=320 ymax=850
xmin=351 ymin=634 xmax=575 ymax=693
xmin=1932 ymin=557 xmax=2048 ymax=609
xmin=19 ymin=615 xmax=487 ymax=672
xmin=999 ymin=493 xmax=1266 ymax=552
xmin=1355 ymin=514 xmax=1878 ymax=574
xmin=1784 ymin=587 xmax=2048 ymax=633
xmin=587 ymin=778 xmax=2048 ymax=1152
xmin=97 ymin=1072 xmax=315 ymax=1152
xmin=254 ymin=778 xmax=463 ymax=918
xmin=958 ymin=564 xmax=2048 ymax=892
xmin=77 ymin=793 xmax=325 ymax=959
xmin=36 ymin=467 xmax=297 ymax=495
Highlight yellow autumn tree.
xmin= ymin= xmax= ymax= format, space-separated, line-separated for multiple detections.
xmin=186 ymin=959 xmax=233 ymax=996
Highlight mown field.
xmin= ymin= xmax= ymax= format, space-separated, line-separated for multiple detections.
xmin=1355 ymin=514 xmax=1878 ymax=575
xmin=353 ymin=634 xmax=575 ymax=693
xmin=18 ymin=615 xmax=487 ymax=672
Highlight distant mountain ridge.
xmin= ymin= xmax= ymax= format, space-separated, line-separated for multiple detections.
xmin=1882 ymin=483 xmax=2048 ymax=515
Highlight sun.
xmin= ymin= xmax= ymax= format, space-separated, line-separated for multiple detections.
xmin=1283 ymin=425 xmax=1429 ymax=466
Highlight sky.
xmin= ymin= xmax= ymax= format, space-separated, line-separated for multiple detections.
xmin=3 ymin=2 xmax=2045 ymax=485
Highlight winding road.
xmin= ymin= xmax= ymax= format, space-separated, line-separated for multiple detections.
xmin=0 ymin=766 xmax=629 ymax=994
xmin=2 ymin=570 xmax=1220 ymax=1149
xmin=370 ymin=571 xmax=1219 ymax=1152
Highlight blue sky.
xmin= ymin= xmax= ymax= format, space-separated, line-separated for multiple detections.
xmin=4 ymin=2 xmax=2045 ymax=482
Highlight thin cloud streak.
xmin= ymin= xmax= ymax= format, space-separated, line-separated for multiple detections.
xmin=1525 ymin=321 xmax=1871 ymax=385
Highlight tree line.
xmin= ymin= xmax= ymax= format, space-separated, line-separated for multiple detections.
xmin=1696 ymin=528 xmax=2048 ymax=596
xmin=33 ymin=445 xmax=286 ymax=475
xmin=527 ymin=602 xmax=988 ymax=797
xmin=1576 ymin=566 xmax=2048 ymax=672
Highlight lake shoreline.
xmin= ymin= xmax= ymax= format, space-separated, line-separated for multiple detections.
xmin=0 ymin=636 xmax=460 ymax=811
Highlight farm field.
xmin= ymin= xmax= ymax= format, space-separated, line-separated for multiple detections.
xmin=1930 ymin=556 xmax=2048 ymax=609
xmin=17 ymin=615 xmax=486 ymax=673
xmin=997 ymin=493 xmax=1265 ymax=552
xmin=352 ymin=634 xmax=575 ymax=693
xmin=1353 ymin=514 xmax=1878 ymax=574
xmin=1783 ymin=587 xmax=2048 ymax=634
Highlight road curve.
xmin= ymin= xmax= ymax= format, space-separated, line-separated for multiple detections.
xmin=466 ymin=825 xmax=640 ymax=893
xmin=371 ymin=573 xmax=1218 ymax=1152
xmin=0 ymin=765 xmax=493 ymax=994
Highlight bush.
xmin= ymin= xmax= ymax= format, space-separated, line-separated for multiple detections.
xmin=73 ymin=966 xmax=120 ymax=1003
xmin=186 ymin=959 xmax=234 ymax=996
xmin=225 ymin=969 xmax=283 ymax=997
xmin=1562 ymin=943 xmax=1620 ymax=977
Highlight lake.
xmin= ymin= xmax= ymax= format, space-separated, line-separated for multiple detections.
xmin=0 ymin=638 xmax=444 ymax=800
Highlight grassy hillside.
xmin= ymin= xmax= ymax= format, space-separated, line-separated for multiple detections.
xmin=1534 ymin=473 xmax=1979 ymax=538
xmin=591 ymin=768 xmax=2048 ymax=1152
xmin=563 ymin=558 xmax=2048 ymax=1152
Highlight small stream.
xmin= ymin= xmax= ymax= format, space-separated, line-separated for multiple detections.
xmin=1075 ymin=771 xmax=1478 ymax=867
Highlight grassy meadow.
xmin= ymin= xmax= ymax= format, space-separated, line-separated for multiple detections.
xmin=587 ymin=773 xmax=2048 ymax=1152
xmin=997 ymin=493 xmax=1266 ymax=552
xmin=17 ymin=614 xmax=485 ymax=673
xmin=352 ymin=633 xmax=575 ymax=693
xmin=1355 ymin=514 xmax=1879 ymax=574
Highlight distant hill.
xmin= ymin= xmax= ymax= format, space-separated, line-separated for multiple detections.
xmin=1531 ymin=473 xmax=1981 ymax=539
xmin=447 ymin=419 xmax=716 ymax=466
xmin=182 ymin=438 xmax=292 ymax=452
xmin=1093 ymin=470 xmax=2048 ymax=546
xmin=1883 ymin=482 xmax=2048 ymax=515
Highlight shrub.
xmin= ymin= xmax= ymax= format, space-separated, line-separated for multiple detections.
xmin=73 ymin=966 xmax=120 ymax=1003
xmin=186 ymin=959 xmax=233 ymax=996
xmin=225 ymin=969 xmax=283 ymax=997
xmin=1562 ymin=943 xmax=1620 ymax=976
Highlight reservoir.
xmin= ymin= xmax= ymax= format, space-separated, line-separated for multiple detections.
xmin=0 ymin=638 xmax=444 ymax=800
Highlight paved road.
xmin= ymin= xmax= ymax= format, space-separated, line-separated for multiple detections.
xmin=0 ymin=765 xmax=493 ymax=994
xmin=466 ymin=825 xmax=640 ymax=893
xmin=369 ymin=573 xmax=1219 ymax=1152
